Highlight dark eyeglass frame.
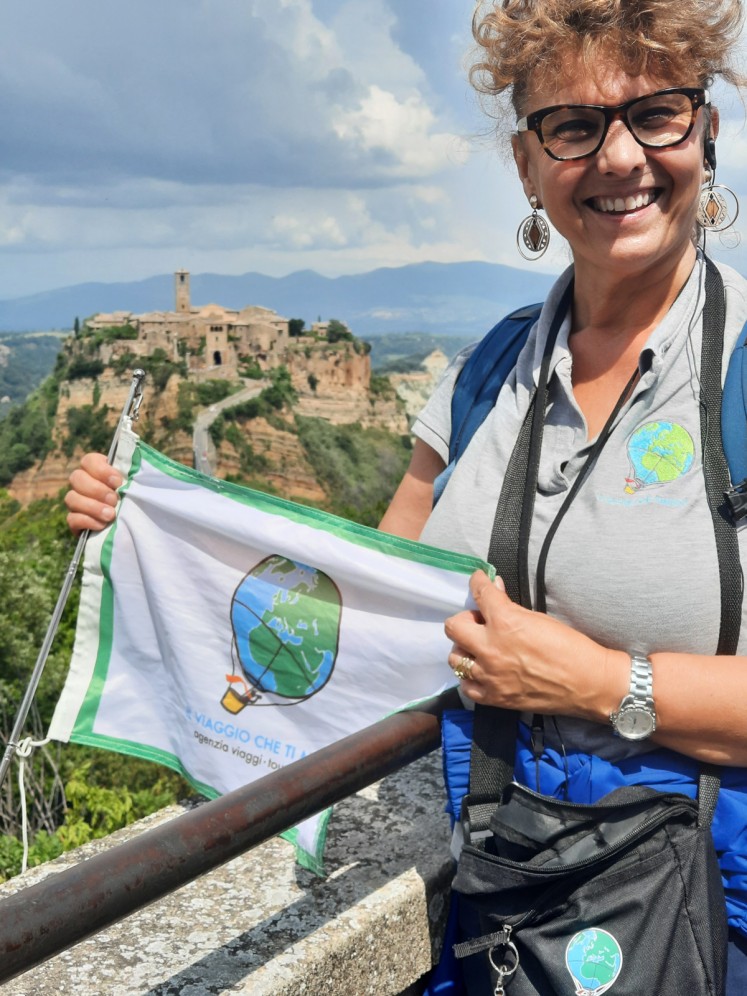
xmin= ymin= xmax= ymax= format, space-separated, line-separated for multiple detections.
xmin=516 ymin=87 xmax=710 ymax=161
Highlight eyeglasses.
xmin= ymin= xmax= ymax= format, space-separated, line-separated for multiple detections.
xmin=516 ymin=87 xmax=709 ymax=161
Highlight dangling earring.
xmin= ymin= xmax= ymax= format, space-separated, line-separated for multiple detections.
xmin=517 ymin=195 xmax=550 ymax=260
xmin=697 ymin=165 xmax=740 ymax=248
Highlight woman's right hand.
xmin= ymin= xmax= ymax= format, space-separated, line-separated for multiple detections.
xmin=65 ymin=452 xmax=124 ymax=534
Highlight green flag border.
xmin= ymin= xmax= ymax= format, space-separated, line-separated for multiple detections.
xmin=137 ymin=436 xmax=493 ymax=576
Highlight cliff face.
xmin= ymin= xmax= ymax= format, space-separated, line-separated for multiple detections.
xmin=293 ymin=391 xmax=407 ymax=433
xmin=287 ymin=342 xmax=370 ymax=393
xmin=8 ymin=372 xmax=186 ymax=504
xmin=216 ymin=417 xmax=327 ymax=504
xmin=389 ymin=349 xmax=449 ymax=420
xmin=56 ymin=372 xmax=183 ymax=431
xmin=8 ymin=452 xmax=81 ymax=506
xmin=7 ymin=334 xmax=411 ymax=507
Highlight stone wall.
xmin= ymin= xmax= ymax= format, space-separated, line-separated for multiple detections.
xmin=0 ymin=753 xmax=453 ymax=996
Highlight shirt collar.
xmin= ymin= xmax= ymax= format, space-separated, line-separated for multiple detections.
xmin=530 ymin=254 xmax=706 ymax=388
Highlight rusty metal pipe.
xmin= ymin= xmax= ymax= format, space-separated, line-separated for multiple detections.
xmin=0 ymin=690 xmax=456 ymax=985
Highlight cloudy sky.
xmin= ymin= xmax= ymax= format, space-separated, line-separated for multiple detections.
xmin=2 ymin=0 xmax=746 ymax=300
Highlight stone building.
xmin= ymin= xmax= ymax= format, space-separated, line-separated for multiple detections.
xmin=88 ymin=271 xmax=290 ymax=381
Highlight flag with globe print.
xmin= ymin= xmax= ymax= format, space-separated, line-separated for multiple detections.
xmin=49 ymin=425 xmax=489 ymax=872
xmin=224 ymin=555 xmax=341 ymax=711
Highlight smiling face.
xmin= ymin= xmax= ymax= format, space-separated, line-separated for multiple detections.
xmin=512 ymin=65 xmax=714 ymax=287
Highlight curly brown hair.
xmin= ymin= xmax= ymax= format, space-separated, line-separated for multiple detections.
xmin=471 ymin=0 xmax=745 ymax=117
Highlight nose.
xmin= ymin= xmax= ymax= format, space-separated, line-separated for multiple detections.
xmin=594 ymin=119 xmax=647 ymax=174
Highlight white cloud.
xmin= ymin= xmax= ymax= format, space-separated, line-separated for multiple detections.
xmin=333 ymin=84 xmax=469 ymax=176
xmin=254 ymin=0 xmax=340 ymax=64
xmin=5 ymin=0 xmax=747 ymax=302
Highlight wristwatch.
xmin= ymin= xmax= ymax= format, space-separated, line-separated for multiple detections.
xmin=610 ymin=654 xmax=657 ymax=740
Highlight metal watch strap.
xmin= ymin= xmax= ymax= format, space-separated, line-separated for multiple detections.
xmin=628 ymin=653 xmax=654 ymax=706
xmin=610 ymin=653 xmax=656 ymax=740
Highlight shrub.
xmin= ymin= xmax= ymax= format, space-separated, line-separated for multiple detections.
xmin=195 ymin=380 xmax=233 ymax=406
xmin=66 ymin=357 xmax=105 ymax=381
xmin=295 ymin=417 xmax=411 ymax=526
xmin=325 ymin=320 xmax=353 ymax=344
xmin=0 ymin=396 xmax=54 ymax=485
xmin=369 ymin=374 xmax=396 ymax=399
xmin=239 ymin=359 xmax=263 ymax=379
xmin=64 ymin=405 xmax=112 ymax=457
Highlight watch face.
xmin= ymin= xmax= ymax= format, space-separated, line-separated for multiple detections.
xmin=615 ymin=707 xmax=655 ymax=740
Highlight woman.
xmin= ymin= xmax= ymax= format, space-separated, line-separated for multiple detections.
xmin=66 ymin=0 xmax=747 ymax=989
xmin=381 ymin=0 xmax=747 ymax=990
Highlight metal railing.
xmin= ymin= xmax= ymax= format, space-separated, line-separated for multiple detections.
xmin=0 ymin=689 xmax=456 ymax=985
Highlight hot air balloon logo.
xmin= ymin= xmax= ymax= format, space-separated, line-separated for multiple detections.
xmin=221 ymin=554 xmax=342 ymax=713
xmin=565 ymin=928 xmax=623 ymax=995
xmin=624 ymin=420 xmax=694 ymax=494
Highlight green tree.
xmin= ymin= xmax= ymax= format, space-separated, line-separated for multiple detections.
xmin=325 ymin=319 xmax=353 ymax=344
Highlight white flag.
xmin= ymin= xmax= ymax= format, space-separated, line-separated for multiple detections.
xmin=50 ymin=425 xmax=490 ymax=871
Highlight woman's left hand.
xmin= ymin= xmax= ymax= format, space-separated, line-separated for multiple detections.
xmin=445 ymin=570 xmax=626 ymax=722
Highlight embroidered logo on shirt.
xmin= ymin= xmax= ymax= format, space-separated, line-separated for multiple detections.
xmin=624 ymin=421 xmax=695 ymax=494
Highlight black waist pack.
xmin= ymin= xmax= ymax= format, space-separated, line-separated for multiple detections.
xmin=452 ymin=777 xmax=727 ymax=995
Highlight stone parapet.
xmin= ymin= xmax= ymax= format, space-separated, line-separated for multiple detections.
xmin=0 ymin=752 xmax=453 ymax=996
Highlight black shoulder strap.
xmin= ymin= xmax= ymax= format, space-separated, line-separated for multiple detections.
xmin=462 ymin=288 xmax=570 ymax=835
xmin=698 ymin=257 xmax=741 ymax=827
xmin=701 ymin=257 xmax=744 ymax=659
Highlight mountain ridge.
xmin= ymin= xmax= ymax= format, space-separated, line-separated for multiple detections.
xmin=0 ymin=261 xmax=559 ymax=336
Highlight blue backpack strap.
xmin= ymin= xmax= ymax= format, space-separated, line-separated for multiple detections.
xmin=432 ymin=304 xmax=542 ymax=506
xmin=723 ymin=319 xmax=747 ymax=522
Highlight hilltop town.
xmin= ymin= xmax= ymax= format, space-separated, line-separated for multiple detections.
xmin=86 ymin=269 xmax=371 ymax=394
xmin=5 ymin=272 xmax=438 ymax=512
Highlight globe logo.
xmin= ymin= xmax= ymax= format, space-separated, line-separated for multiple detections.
xmin=222 ymin=555 xmax=341 ymax=712
xmin=565 ymin=928 xmax=623 ymax=995
xmin=624 ymin=420 xmax=694 ymax=494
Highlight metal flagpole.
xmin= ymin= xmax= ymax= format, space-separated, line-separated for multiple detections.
xmin=0 ymin=368 xmax=147 ymax=792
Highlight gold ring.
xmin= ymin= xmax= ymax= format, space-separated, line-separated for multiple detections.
xmin=453 ymin=655 xmax=475 ymax=681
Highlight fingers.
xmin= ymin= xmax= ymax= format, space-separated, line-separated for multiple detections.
xmin=469 ymin=569 xmax=509 ymax=619
xmin=447 ymin=645 xmax=485 ymax=701
xmin=65 ymin=452 xmax=124 ymax=534
xmin=80 ymin=451 xmax=124 ymax=490
xmin=449 ymin=646 xmax=479 ymax=681
xmin=444 ymin=570 xmax=508 ymax=650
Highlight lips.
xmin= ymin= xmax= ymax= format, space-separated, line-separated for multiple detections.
xmin=588 ymin=189 xmax=661 ymax=214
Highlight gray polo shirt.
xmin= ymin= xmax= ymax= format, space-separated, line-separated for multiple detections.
xmin=413 ymin=255 xmax=747 ymax=759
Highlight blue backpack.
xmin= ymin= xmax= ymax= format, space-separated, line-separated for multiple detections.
xmin=434 ymin=302 xmax=747 ymax=520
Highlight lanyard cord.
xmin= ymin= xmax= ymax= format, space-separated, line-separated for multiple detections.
xmin=534 ymin=365 xmax=640 ymax=614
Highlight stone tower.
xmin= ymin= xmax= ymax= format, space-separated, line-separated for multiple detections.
xmin=175 ymin=270 xmax=190 ymax=314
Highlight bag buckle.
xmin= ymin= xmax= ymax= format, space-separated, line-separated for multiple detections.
xmin=725 ymin=479 xmax=747 ymax=522
xmin=460 ymin=793 xmax=496 ymax=847
xmin=453 ymin=924 xmax=520 ymax=995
